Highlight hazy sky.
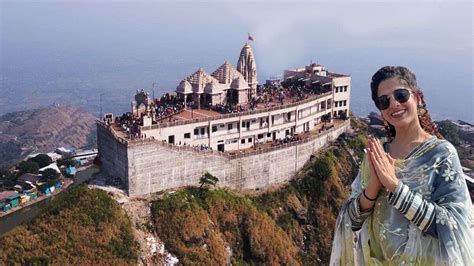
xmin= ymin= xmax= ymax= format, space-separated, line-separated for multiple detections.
xmin=1 ymin=0 xmax=473 ymax=122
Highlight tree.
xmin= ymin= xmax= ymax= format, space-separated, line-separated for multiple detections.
xmin=41 ymin=168 xmax=60 ymax=181
xmin=30 ymin=154 xmax=53 ymax=168
xmin=199 ymin=172 xmax=219 ymax=189
xmin=57 ymin=153 xmax=76 ymax=167
xmin=40 ymin=168 xmax=61 ymax=187
xmin=18 ymin=160 xmax=39 ymax=174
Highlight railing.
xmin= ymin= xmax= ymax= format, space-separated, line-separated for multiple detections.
xmin=141 ymin=91 xmax=332 ymax=130
xmin=98 ymin=119 xmax=350 ymax=160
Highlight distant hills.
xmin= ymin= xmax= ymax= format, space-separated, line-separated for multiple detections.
xmin=0 ymin=105 xmax=96 ymax=170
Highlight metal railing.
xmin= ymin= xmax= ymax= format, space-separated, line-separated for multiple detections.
xmin=141 ymin=91 xmax=332 ymax=130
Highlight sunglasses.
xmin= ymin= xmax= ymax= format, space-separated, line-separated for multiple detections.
xmin=375 ymin=88 xmax=413 ymax=110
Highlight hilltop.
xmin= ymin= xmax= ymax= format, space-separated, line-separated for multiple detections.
xmin=0 ymin=105 xmax=96 ymax=170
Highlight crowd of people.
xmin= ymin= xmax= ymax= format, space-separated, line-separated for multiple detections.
xmin=116 ymin=112 xmax=141 ymax=140
xmin=254 ymin=79 xmax=331 ymax=108
xmin=154 ymin=93 xmax=184 ymax=121
xmin=192 ymin=144 xmax=213 ymax=152
xmin=210 ymin=103 xmax=245 ymax=114
xmin=271 ymin=134 xmax=302 ymax=146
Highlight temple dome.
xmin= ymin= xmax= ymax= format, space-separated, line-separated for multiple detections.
xmin=176 ymin=79 xmax=192 ymax=94
xmin=186 ymin=68 xmax=219 ymax=93
xmin=204 ymin=80 xmax=223 ymax=94
xmin=237 ymin=43 xmax=257 ymax=86
xmin=211 ymin=61 xmax=246 ymax=84
xmin=231 ymin=76 xmax=249 ymax=89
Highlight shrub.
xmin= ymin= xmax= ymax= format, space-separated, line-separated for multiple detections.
xmin=29 ymin=154 xmax=52 ymax=168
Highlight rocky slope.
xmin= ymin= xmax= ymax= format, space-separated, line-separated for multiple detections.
xmin=0 ymin=105 xmax=96 ymax=169
xmin=150 ymin=124 xmax=365 ymax=264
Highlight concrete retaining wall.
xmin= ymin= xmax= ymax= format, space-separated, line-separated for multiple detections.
xmin=98 ymin=120 xmax=350 ymax=196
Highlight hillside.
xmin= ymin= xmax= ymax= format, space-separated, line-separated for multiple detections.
xmin=0 ymin=105 xmax=96 ymax=169
xmin=150 ymin=124 xmax=364 ymax=264
xmin=0 ymin=185 xmax=139 ymax=264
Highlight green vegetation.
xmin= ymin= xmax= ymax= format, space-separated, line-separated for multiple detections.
xmin=29 ymin=154 xmax=53 ymax=168
xmin=0 ymin=185 xmax=139 ymax=265
xmin=151 ymin=133 xmax=363 ymax=264
xmin=18 ymin=160 xmax=39 ymax=174
xmin=56 ymin=153 xmax=76 ymax=167
xmin=152 ymin=188 xmax=300 ymax=265
xmin=199 ymin=171 xmax=219 ymax=189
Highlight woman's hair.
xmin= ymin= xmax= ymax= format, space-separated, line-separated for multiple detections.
xmin=370 ymin=66 xmax=443 ymax=140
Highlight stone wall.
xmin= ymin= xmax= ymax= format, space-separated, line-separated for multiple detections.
xmin=97 ymin=123 xmax=129 ymax=187
xmin=98 ymin=120 xmax=350 ymax=196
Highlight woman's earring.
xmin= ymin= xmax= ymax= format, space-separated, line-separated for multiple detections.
xmin=418 ymin=104 xmax=425 ymax=115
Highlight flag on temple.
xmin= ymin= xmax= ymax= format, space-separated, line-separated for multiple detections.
xmin=248 ymin=33 xmax=254 ymax=41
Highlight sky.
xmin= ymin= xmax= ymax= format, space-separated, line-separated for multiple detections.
xmin=1 ymin=0 xmax=473 ymax=122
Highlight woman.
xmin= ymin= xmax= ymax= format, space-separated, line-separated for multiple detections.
xmin=330 ymin=66 xmax=473 ymax=265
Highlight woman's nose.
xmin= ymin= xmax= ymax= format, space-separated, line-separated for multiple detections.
xmin=389 ymin=95 xmax=401 ymax=108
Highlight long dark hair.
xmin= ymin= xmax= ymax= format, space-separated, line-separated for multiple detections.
xmin=370 ymin=66 xmax=443 ymax=140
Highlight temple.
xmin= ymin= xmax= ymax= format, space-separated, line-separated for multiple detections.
xmin=97 ymin=41 xmax=352 ymax=195
xmin=175 ymin=43 xmax=257 ymax=109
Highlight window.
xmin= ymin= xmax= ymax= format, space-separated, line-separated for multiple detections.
xmin=271 ymin=115 xmax=275 ymax=125
xmin=258 ymin=134 xmax=264 ymax=139
xmin=184 ymin=133 xmax=191 ymax=139
xmin=267 ymin=133 xmax=271 ymax=137
xmin=200 ymin=128 xmax=205 ymax=135
xmin=287 ymin=112 xmax=291 ymax=121
xmin=344 ymin=86 xmax=348 ymax=92
xmin=194 ymin=128 xmax=199 ymax=135
xmin=248 ymin=137 xmax=252 ymax=143
xmin=344 ymin=100 xmax=347 ymax=106
xmin=242 ymin=121 xmax=245 ymax=127
xmin=212 ymin=126 xmax=217 ymax=132
xmin=228 ymin=123 xmax=233 ymax=130
xmin=241 ymin=139 xmax=245 ymax=144
xmin=335 ymin=87 xmax=339 ymax=93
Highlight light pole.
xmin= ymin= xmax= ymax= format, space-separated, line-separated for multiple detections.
xmin=99 ymin=93 xmax=105 ymax=120
xmin=152 ymin=82 xmax=156 ymax=101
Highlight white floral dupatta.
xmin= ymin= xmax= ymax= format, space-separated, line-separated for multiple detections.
xmin=330 ymin=137 xmax=474 ymax=265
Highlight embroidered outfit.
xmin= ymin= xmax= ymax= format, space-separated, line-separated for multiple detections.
xmin=330 ymin=136 xmax=474 ymax=265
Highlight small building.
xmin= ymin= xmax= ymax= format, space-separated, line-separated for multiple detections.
xmin=54 ymin=181 xmax=62 ymax=189
xmin=66 ymin=166 xmax=77 ymax=176
xmin=39 ymin=163 xmax=61 ymax=174
xmin=20 ymin=195 xmax=30 ymax=204
xmin=0 ymin=203 xmax=11 ymax=212
xmin=28 ymin=191 xmax=39 ymax=199
xmin=7 ymin=193 xmax=21 ymax=208
xmin=17 ymin=173 xmax=41 ymax=186
xmin=0 ymin=191 xmax=17 ymax=203
xmin=55 ymin=147 xmax=76 ymax=155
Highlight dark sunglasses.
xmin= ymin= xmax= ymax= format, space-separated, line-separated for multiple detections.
xmin=375 ymin=88 xmax=413 ymax=110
